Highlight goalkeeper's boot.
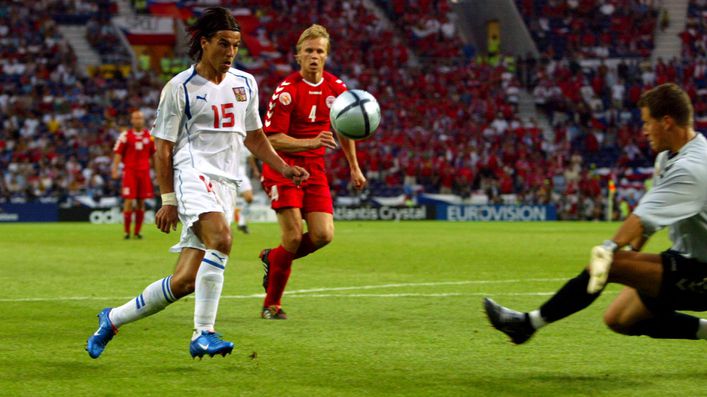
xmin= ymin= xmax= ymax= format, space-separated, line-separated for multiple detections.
xmin=261 ymin=305 xmax=288 ymax=320
xmin=86 ymin=308 xmax=118 ymax=359
xmin=483 ymin=298 xmax=535 ymax=344
xmin=189 ymin=331 xmax=234 ymax=359
xmin=259 ymin=248 xmax=271 ymax=292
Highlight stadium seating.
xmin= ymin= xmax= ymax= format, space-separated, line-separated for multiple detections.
xmin=514 ymin=0 xmax=659 ymax=59
xmin=0 ymin=1 xmax=164 ymax=204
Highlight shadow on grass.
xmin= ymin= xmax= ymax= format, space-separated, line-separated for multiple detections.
xmin=455 ymin=370 xmax=707 ymax=396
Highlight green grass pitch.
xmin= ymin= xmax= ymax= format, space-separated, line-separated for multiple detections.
xmin=1 ymin=221 xmax=705 ymax=396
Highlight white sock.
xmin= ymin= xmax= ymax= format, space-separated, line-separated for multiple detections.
xmin=238 ymin=204 xmax=249 ymax=226
xmin=697 ymin=319 xmax=707 ymax=340
xmin=109 ymin=275 xmax=177 ymax=328
xmin=193 ymin=250 xmax=228 ymax=337
xmin=528 ymin=309 xmax=548 ymax=330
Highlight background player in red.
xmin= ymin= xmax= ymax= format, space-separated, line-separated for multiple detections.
xmin=259 ymin=24 xmax=366 ymax=319
xmin=112 ymin=110 xmax=155 ymax=239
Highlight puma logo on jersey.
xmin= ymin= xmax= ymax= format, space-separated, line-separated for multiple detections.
xmin=196 ymin=93 xmax=208 ymax=102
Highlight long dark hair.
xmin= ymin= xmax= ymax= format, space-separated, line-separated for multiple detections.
xmin=186 ymin=7 xmax=240 ymax=61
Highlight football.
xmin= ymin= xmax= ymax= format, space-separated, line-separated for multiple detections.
xmin=329 ymin=89 xmax=381 ymax=140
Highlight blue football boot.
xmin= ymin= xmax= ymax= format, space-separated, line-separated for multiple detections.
xmin=189 ymin=330 xmax=235 ymax=359
xmin=86 ymin=308 xmax=117 ymax=359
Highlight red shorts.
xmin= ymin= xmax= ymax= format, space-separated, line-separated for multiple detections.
xmin=122 ymin=168 xmax=153 ymax=199
xmin=262 ymin=156 xmax=332 ymax=214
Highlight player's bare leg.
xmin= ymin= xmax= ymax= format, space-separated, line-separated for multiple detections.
xmin=603 ymin=284 xmax=706 ymax=339
xmin=170 ymin=248 xmax=203 ymax=298
xmin=298 ymin=211 xmax=334 ymax=259
xmin=603 ymin=287 xmax=655 ymax=334
xmin=604 ymin=252 xmax=662 ymax=295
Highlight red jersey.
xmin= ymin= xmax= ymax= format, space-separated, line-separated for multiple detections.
xmin=113 ymin=129 xmax=155 ymax=171
xmin=263 ymin=71 xmax=347 ymax=158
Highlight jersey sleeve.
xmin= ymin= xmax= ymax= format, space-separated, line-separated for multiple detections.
xmin=633 ymin=161 xmax=707 ymax=236
xmin=245 ymin=75 xmax=263 ymax=132
xmin=263 ymin=81 xmax=295 ymax=136
xmin=332 ymin=76 xmax=348 ymax=96
xmin=151 ymin=79 xmax=184 ymax=143
xmin=113 ymin=131 xmax=127 ymax=155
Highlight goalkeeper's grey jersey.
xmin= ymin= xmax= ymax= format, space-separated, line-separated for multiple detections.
xmin=633 ymin=133 xmax=707 ymax=262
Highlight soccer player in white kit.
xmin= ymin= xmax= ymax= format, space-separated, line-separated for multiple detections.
xmin=485 ymin=83 xmax=707 ymax=345
xmin=234 ymin=135 xmax=256 ymax=234
xmin=86 ymin=7 xmax=309 ymax=359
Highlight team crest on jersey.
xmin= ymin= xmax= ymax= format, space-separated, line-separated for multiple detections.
xmin=326 ymin=95 xmax=336 ymax=108
xmin=232 ymin=87 xmax=247 ymax=102
xmin=279 ymin=92 xmax=292 ymax=106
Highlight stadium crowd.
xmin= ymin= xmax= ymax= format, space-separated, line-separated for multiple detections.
xmin=0 ymin=0 xmax=163 ymax=206
xmin=0 ymin=0 xmax=704 ymax=221
xmin=514 ymin=0 xmax=659 ymax=59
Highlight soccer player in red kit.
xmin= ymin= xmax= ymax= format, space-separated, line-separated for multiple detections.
xmin=259 ymin=24 xmax=366 ymax=319
xmin=112 ymin=110 xmax=155 ymax=239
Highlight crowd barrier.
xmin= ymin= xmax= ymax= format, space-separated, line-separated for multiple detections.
xmin=0 ymin=203 xmax=58 ymax=222
xmin=0 ymin=203 xmax=556 ymax=223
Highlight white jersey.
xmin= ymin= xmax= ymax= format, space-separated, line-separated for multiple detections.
xmin=151 ymin=65 xmax=262 ymax=182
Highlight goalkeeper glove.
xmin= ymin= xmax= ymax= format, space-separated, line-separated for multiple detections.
xmin=587 ymin=240 xmax=618 ymax=294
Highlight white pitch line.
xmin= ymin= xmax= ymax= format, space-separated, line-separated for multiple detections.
xmin=0 ymin=291 xmax=557 ymax=302
xmin=280 ymin=292 xmax=556 ymax=298
xmin=0 ymin=278 xmax=567 ymax=302
xmin=284 ymin=278 xmax=566 ymax=294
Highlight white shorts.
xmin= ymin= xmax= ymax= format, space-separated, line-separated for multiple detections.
xmin=169 ymin=167 xmax=236 ymax=253
xmin=236 ymin=172 xmax=252 ymax=193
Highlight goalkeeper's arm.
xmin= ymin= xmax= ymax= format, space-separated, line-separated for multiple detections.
xmin=587 ymin=214 xmax=647 ymax=294
xmin=608 ymin=214 xmax=647 ymax=251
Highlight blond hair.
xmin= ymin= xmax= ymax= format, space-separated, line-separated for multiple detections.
xmin=296 ymin=24 xmax=331 ymax=55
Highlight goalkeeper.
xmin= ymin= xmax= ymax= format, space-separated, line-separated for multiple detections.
xmin=484 ymin=83 xmax=707 ymax=344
